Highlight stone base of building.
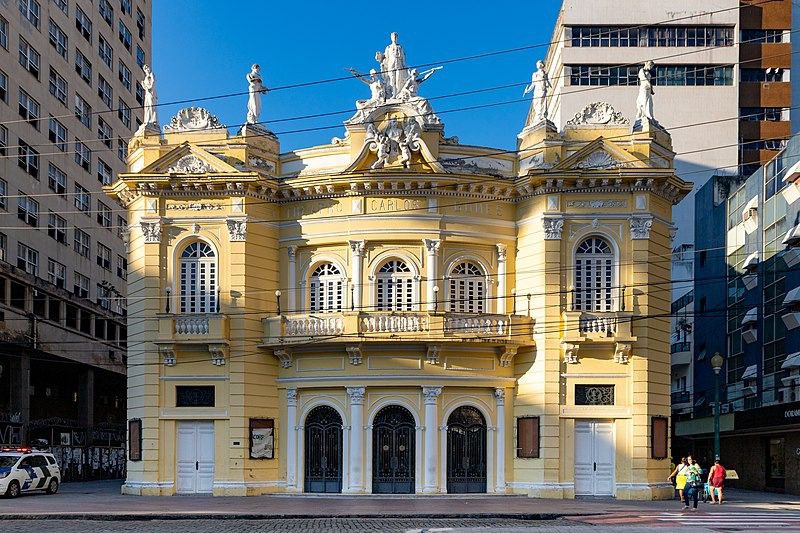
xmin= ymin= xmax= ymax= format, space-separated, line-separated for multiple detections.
xmin=614 ymin=482 xmax=674 ymax=500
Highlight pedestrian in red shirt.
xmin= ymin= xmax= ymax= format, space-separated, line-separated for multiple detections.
xmin=708 ymin=459 xmax=727 ymax=504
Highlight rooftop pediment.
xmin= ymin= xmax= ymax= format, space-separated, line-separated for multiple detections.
xmin=142 ymin=143 xmax=241 ymax=175
xmin=552 ymin=138 xmax=649 ymax=172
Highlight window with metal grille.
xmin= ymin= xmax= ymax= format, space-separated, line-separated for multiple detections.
xmin=574 ymin=237 xmax=614 ymax=312
xmin=179 ymin=242 xmax=217 ymax=314
xmin=376 ymin=260 xmax=415 ymax=311
xmin=448 ymin=261 xmax=485 ymax=313
xmin=575 ymin=385 xmax=615 ymax=405
xmin=310 ymin=263 xmax=344 ymax=313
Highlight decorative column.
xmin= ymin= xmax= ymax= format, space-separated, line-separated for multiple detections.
xmin=287 ymin=246 xmax=297 ymax=313
xmin=346 ymin=386 xmax=366 ymax=493
xmin=286 ymin=388 xmax=298 ymax=490
xmin=496 ymin=244 xmax=508 ymax=314
xmin=423 ymin=386 xmax=443 ymax=493
xmin=348 ymin=241 xmax=365 ymax=312
xmin=423 ymin=239 xmax=441 ymax=312
xmin=494 ymin=387 xmax=506 ymax=493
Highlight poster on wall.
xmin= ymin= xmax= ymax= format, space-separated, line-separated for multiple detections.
xmin=250 ymin=418 xmax=274 ymax=459
xmin=128 ymin=419 xmax=142 ymax=461
xmin=60 ymin=432 xmax=71 ymax=446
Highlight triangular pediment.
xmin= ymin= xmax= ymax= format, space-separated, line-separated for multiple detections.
xmin=554 ymin=138 xmax=647 ymax=172
xmin=142 ymin=143 xmax=241 ymax=175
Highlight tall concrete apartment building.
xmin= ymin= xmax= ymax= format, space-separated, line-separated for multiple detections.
xmin=543 ymin=0 xmax=793 ymax=248
xmin=0 ymin=0 xmax=150 ymax=478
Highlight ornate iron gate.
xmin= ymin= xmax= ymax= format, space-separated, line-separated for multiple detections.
xmin=372 ymin=405 xmax=415 ymax=494
xmin=304 ymin=406 xmax=343 ymax=493
xmin=447 ymin=406 xmax=487 ymax=493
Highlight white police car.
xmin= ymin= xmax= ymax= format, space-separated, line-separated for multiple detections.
xmin=0 ymin=448 xmax=61 ymax=498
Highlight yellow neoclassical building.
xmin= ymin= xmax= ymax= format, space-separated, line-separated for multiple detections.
xmin=107 ymin=41 xmax=690 ymax=499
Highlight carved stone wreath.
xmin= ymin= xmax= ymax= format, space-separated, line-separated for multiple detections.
xmin=566 ymin=102 xmax=629 ymax=126
xmin=163 ymin=107 xmax=225 ymax=132
xmin=167 ymin=155 xmax=212 ymax=174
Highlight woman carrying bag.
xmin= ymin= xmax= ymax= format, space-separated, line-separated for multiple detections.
xmin=683 ymin=455 xmax=703 ymax=511
xmin=668 ymin=457 xmax=690 ymax=501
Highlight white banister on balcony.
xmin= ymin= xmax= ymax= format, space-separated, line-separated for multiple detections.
xmin=284 ymin=315 xmax=344 ymax=337
xmin=578 ymin=314 xmax=617 ymax=336
xmin=445 ymin=315 xmax=509 ymax=335
xmin=175 ymin=316 xmax=210 ymax=335
xmin=360 ymin=313 xmax=428 ymax=333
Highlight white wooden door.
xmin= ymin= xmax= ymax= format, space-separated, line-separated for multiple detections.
xmin=574 ymin=420 xmax=614 ymax=496
xmin=176 ymin=421 xmax=215 ymax=494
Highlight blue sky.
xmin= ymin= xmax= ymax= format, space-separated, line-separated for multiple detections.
xmin=152 ymin=1 xmax=562 ymax=152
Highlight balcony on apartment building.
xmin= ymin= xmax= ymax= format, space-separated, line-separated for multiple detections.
xmin=670 ymin=341 xmax=692 ymax=367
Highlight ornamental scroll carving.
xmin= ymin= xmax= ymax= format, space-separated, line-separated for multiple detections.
xmin=543 ymin=217 xmax=564 ymax=240
xmin=226 ymin=219 xmax=247 ymax=242
xmin=140 ymin=221 xmax=161 ymax=243
xmin=163 ymin=107 xmax=225 ymax=132
xmin=630 ymin=216 xmax=653 ymax=240
xmin=566 ymin=102 xmax=629 ymax=126
xmin=422 ymin=386 xmax=443 ymax=405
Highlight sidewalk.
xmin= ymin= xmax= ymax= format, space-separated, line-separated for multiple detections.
xmin=1 ymin=481 xmax=798 ymax=520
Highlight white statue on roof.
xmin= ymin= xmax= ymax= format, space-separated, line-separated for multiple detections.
xmin=636 ymin=60 xmax=656 ymax=122
xmin=379 ymin=32 xmax=409 ymax=99
xmin=523 ymin=60 xmax=551 ymax=124
xmin=141 ymin=65 xmax=158 ymax=127
xmin=246 ymin=64 xmax=268 ymax=125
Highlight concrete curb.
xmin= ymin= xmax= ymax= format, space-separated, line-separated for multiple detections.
xmin=0 ymin=512 xmax=576 ymax=521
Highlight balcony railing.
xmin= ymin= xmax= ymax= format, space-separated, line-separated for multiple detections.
xmin=671 ymin=390 xmax=691 ymax=404
xmin=561 ymin=310 xmax=634 ymax=342
xmin=671 ymin=341 xmax=691 ymax=354
xmin=157 ymin=313 xmax=229 ymax=343
xmin=262 ymin=311 xmax=534 ymax=345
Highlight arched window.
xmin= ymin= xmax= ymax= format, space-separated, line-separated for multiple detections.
xmin=448 ymin=262 xmax=485 ymax=313
xmin=376 ymin=260 xmax=415 ymax=311
xmin=179 ymin=242 xmax=217 ymax=314
xmin=574 ymin=237 xmax=614 ymax=312
xmin=310 ymin=263 xmax=344 ymax=313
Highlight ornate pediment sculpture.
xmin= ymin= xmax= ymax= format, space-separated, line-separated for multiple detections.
xmin=566 ymin=102 xmax=629 ymax=127
xmin=167 ymin=155 xmax=212 ymax=173
xmin=164 ymin=107 xmax=226 ymax=132
xmin=365 ymin=116 xmax=423 ymax=170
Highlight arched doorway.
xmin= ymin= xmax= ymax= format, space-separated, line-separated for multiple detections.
xmin=446 ymin=406 xmax=487 ymax=493
xmin=372 ymin=405 xmax=415 ymax=493
xmin=304 ymin=406 xmax=343 ymax=493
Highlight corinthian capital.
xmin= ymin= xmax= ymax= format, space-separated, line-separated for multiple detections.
xmin=423 ymin=238 xmax=441 ymax=255
xmin=349 ymin=240 xmax=365 ymax=257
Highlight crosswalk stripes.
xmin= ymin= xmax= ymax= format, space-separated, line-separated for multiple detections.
xmin=656 ymin=511 xmax=800 ymax=528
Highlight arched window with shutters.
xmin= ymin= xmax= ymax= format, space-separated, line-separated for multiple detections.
xmin=179 ymin=241 xmax=217 ymax=314
xmin=574 ymin=237 xmax=614 ymax=312
xmin=448 ymin=262 xmax=485 ymax=313
xmin=310 ymin=263 xmax=344 ymax=313
xmin=376 ymin=260 xmax=415 ymax=311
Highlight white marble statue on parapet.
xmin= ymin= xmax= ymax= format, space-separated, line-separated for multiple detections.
xmin=523 ymin=60 xmax=551 ymax=124
xmin=246 ymin=64 xmax=268 ymax=125
xmin=348 ymin=68 xmax=387 ymax=121
xmin=141 ymin=64 xmax=158 ymax=127
xmin=378 ymin=32 xmax=409 ymax=99
xmin=396 ymin=67 xmax=442 ymax=124
xmin=635 ymin=60 xmax=656 ymax=123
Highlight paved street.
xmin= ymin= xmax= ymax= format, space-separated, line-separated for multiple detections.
xmin=0 ymin=518 xmax=717 ymax=532
xmin=3 ymin=481 xmax=800 ymax=531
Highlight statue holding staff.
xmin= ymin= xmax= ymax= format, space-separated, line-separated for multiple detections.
xmin=523 ymin=60 xmax=552 ymax=124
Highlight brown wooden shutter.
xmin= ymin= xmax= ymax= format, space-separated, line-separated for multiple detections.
xmin=651 ymin=416 xmax=668 ymax=459
xmin=517 ymin=416 xmax=540 ymax=458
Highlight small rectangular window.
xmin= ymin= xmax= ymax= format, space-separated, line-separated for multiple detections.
xmin=74 ymin=229 xmax=90 ymax=259
xmin=98 ymin=119 xmax=113 ymax=148
xmin=48 ymin=164 xmax=67 ymax=196
xmin=49 ymin=19 xmax=68 ymax=59
xmin=49 ymin=68 xmax=68 ymax=106
xmin=118 ymin=60 xmax=131 ymax=91
xmin=16 ymin=243 xmax=39 ymax=276
xmin=516 ymin=417 xmax=540 ymax=458
xmin=118 ymin=20 xmax=132 ymax=51
xmin=47 ymin=212 xmax=67 ymax=244
xmin=99 ymin=35 xmax=113 ymax=68
xmin=73 ymin=272 xmax=89 ymax=298
xmin=47 ymin=258 xmax=66 ymax=288
xmin=0 ymin=16 xmax=8 ymax=50
xmin=75 ymin=6 xmax=92 ymax=42
xmin=98 ymin=76 xmax=113 ymax=107
xmin=19 ymin=0 xmax=41 ymax=28
xmin=75 ymin=94 xmax=92 ymax=128
xmin=18 ymin=90 xmax=40 ymax=129
xmin=17 ymin=194 xmax=39 ymax=227
xmin=75 ymin=48 xmax=92 ymax=84
xmin=74 ymin=140 xmax=92 ymax=172
xmin=18 ymin=141 xmax=40 ymax=178
xmin=0 ymin=70 xmax=7 ymax=102
xmin=49 ymin=117 xmax=68 ymax=151
xmin=18 ymin=39 xmax=41 ymax=79
xmin=176 ymin=386 xmax=215 ymax=407
xmin=118 ymin=98 xmax=131 ymax=129
xmin=74 ymin=184 xmax=91 ymax=213
xmin=97 ymin=159 xmax=113 ymax=185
